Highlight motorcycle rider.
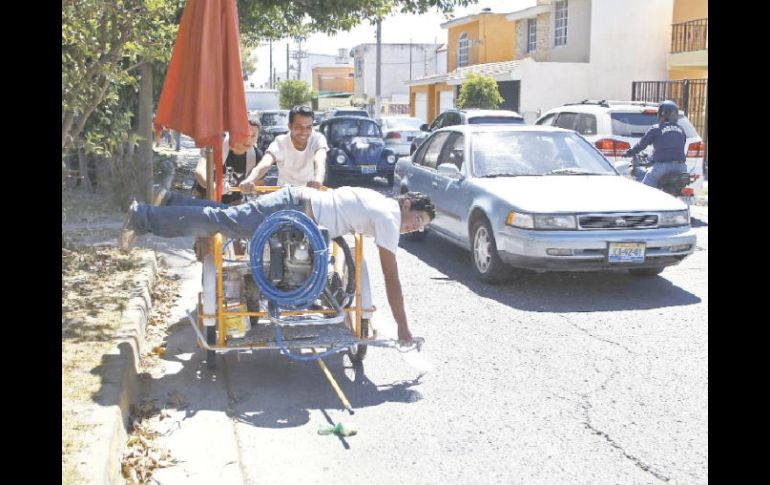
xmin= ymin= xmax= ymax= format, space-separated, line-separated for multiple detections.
xmin=624 ymin=100 xmax=688 ymax=188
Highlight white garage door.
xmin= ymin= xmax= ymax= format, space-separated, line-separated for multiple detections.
xmin=439 ymin=90 xmax=455 ymax=113
xmin=415 ymin=92 xmax=427 ymax=122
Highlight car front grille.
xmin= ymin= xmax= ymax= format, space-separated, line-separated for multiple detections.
xmin=578 ymin=213 xmax=658 ymax=230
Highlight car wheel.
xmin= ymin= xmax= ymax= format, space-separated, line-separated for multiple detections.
xmin=629 ymin=267 xmax=665 ymax=277
xmin=470 ymin=218 xmax=507 ymax=283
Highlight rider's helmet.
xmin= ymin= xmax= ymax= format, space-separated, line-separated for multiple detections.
xmin=657 ymin=100 xmax=679 ymax=123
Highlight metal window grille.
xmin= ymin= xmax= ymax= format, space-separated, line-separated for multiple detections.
xmin=632 ymin=79 xmax=708 ymax=177
xmin=527 ymin=18 xmax=537 ymax=53
xmin=458 ymin=33 xmax=469 ymax=67
xmin=671 ymin=19 xmax=708 ymax=53
xmin=554 ymin=0 xmax=568 ymax=47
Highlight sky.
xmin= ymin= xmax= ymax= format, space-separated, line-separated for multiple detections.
xmin=249 ymin=0 xmax=535 ymax=87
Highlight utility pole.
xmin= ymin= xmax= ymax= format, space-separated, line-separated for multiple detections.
xmin=290 ymin=39 xmax=309 ymax=83
xmin=409 ymin=38 xmax=412 ymax=81
xmin=375 ymin=19 xmax=381 ymax=118
xmin=286 ymin=43 xmax=290 ymax=82
xmin=269 ymin=39 xmax=273 ymax=88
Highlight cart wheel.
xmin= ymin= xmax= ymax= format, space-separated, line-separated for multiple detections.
xmin=206 ymin=325 xmax=217 ymax=370
xmin=348 ymin=318 xmax=370 ymax=363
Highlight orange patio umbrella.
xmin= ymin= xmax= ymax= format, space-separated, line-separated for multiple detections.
xmin=154 ymin=0 xmax=250 ymax=201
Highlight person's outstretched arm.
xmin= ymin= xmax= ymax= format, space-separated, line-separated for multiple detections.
xmin=239 ymin=152 xmax=276 ymax=193
xmin=378 ymin=246 xmax=413 ymax=343
xmin=309 ymin=148 xmax=327 ymax=189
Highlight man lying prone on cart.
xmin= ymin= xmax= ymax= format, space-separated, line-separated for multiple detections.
xmin=119 ymin=186 xmax=435 ymax=344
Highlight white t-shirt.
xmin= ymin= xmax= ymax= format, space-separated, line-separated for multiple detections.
xmin=309 ymin=187 xmax=401 ymax=255
xmin=266 ymin=132 xmax=328 ymax=186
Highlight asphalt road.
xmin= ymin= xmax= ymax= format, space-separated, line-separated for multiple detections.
xmin=141 ymin=177 xmax=707 ymax=485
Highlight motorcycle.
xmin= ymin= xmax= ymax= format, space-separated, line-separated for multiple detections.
xmin=617 ymin=153 xmax=697 ymax=206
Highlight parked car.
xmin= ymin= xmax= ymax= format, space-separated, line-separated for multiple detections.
xmin=410 ymin=109 xmax=525 ymax=155
xmin=313 ymin=112 xmax=325 ymax=126
xmin=323 ymin=108 xmax=370 ymax=120
xmin=535 ymin=100 xmax=705 ymax=194
xmin=394 ymin=125 xmax=696 ymax=282
xmin=317 ymin=116 xmax=398 ymax=186
xmin=258 ymin=109 xmax=290 ymax=152
xmin=376 ymin=116 xmax=426 ymax=156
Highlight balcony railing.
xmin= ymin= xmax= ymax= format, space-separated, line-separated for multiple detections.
xmin=671 ymin=18 xmax=708 ymax=53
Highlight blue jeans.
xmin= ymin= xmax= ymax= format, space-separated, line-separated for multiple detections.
xmin=636 ymin=161 xmax=688 ymax=188
xmin=129 ymin=186 xmax=309 ymax=241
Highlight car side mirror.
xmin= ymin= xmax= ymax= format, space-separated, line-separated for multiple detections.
xmin=420 ymin=123 xmax=429 ymax=132
xmin=438 ymin=163 xmax=464 ymax=180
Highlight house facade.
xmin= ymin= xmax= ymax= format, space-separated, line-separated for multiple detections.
xmin=350 ymin=43 xmax=440 ymax=107
xmin=408 ymin=0 xmax=676 ymax=124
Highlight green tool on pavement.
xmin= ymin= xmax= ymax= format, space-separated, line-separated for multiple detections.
xmin=318 ymin=422 xmax=358 ymax=437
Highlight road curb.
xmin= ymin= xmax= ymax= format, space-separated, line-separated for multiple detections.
xmin=78 ymin=251 xmax=157 ymax=485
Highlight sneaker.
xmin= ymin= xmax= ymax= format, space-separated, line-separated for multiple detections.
xmin=119 ymin=200 xmax=138 ymax=252
xmin=152 ymin=187 xmax=168 ymax=207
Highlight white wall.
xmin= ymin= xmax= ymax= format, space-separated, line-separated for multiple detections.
xmin=353 ymin=44 xmax=440 ymax=102
xmin=589 ymin=0 xmax=672 ymax=78
xmin=549 ymin=0 xmax=592 ymax=62
xmin=512 ymin=0 xmax=673 ymax=122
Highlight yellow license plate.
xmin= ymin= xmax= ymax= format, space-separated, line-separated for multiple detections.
xmin=608 ymin=242 xmax=646 ymax=263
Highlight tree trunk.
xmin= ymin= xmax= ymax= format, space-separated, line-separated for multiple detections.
xmin=77 ymin=144 xmax=91 ymax=189
xmin=136 ymin=61 xmax=154 ymax=203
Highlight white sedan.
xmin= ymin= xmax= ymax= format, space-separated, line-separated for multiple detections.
xmin=394 ymin=125 xmax=696 ymax=282
xmin=377 ymin=116 xmax=425 ymax=156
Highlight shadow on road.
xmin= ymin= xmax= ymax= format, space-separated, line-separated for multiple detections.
xmin=111 ymin=315 xmax=423 ymax=432
xmin=225 ymin=350 xmax=422 ymax=429
xmin=399 ymin=232 xmax=701 ymax=313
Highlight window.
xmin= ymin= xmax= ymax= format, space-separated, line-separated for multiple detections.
xmin=443 ymin=112 xmax=461 ymax=127
xmin=554 ymin=112 xmax=578 ymax=130
xmin=441 ymin=133 xmax=465 ymax=170
xmin=355 ymin=58 xmax=364 ymax=78
xmin=536 ymin=113 xmax=557 ymax=126
xmin=575 ymin=114 xmax=597 ymax=136
xmin=554 ymin=0 xmax=568 ymax=47
xmin=430 ymin=113 xmax=446 ymax=131
xmin=457 ymin=33 xmax=469 ymax=68
xmin=420 ymin=132 xmax=451 ymax=170
xmin=468 ymin=116 xmax=525 ymax=125
xmin=527 ymin=18 xmax=537 ymax=53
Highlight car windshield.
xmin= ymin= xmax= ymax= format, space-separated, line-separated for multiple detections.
xmin=335 ymin=110 xmax=368 ymax=117
xmin=383 ymin=118 xmax=424 ymax=130
xmin=471 ymin=131 xmax=617 ymax=177
xmin=329 ymin=119 xmax=382 ymax=139
xmin=610 ymin=112 xmax=699 ymax=138
xmin=261 ymin=111 xmax=289 ymax=126
xmin=468 ymin=116 xmax=525 ymax=125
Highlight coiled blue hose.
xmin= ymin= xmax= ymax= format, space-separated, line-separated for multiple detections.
xmin=249 ymin=209 xmax=328 ymax=310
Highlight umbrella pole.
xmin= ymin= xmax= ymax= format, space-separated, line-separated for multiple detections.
xmin=205 ymin=147 xmax=215 ymax=200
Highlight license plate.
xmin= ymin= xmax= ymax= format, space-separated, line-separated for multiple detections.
xmin=360 ymin=165 xmax=377 ymax=174
xmin=607 ymin=242 xmax=646 ymax=263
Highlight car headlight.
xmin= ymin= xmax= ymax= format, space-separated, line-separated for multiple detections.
xmin=386 ymin=154 xmax=397 ymax=164
xmin=506 ymin=211 xmax=534 ymax=229
xmin=658 ymin=210 xmax=689 ymax=227
xmin=506 ymin=212 xmax=577 ymax=230
xmin=336 ymin=154 xmax=347 ymax=165
xmin=533 ymin=214 xmax=577 ymax=230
